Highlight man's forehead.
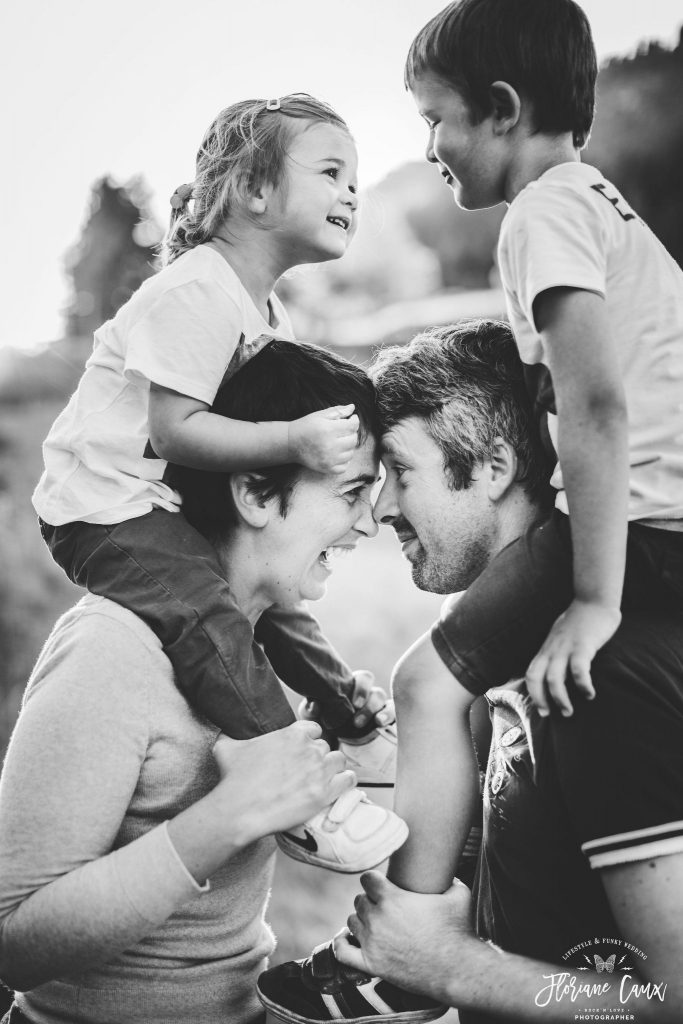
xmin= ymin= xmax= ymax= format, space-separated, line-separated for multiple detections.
xmin=380 ymin=417 xmax=430 ymax=459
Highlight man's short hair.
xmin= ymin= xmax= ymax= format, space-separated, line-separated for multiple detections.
xmin=371 ymin=319 xmax=553 ymax=505
xmin=405 ymin=0 xmax=597 ymax=149
xmin=167 ymin=339 xmax=379 ymax=543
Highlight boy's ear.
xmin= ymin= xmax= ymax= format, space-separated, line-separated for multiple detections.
xmin=229 ymin=473 xmax=271 ymax=527
xmin=487 ymin=437 xmax=519 ymax=501
xmin=488 ymin=81 xmax=522 ymax=135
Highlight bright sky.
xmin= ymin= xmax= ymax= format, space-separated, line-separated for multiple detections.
xmin=2 ymin=0 xmax=681 ymax=350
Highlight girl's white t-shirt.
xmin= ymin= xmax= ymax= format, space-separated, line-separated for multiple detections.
xmin=33 ymin=246 xmax=293 ymax=526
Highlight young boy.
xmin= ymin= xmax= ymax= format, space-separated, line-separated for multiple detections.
xmin=404 ymin=0 xmax=683 ymax=718
xmin=256 ymin=0 xmax=683 ymax=1020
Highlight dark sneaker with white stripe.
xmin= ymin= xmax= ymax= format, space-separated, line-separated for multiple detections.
xmin=257 ymin=942 xmax=447 ymax=1024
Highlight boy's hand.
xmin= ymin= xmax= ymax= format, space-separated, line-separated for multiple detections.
xmin=288 ymin=405 xmax=360 ymax=474
xmin=525 ymin=598 xmax=622 ymax=717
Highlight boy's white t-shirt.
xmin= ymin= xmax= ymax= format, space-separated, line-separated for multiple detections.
xmin=498 ymin=161 xmax=683 ymax=525
xmin=33 ymin=245 xmax=294 ymax=526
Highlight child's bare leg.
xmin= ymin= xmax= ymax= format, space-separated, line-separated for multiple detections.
xmin=387 ymin=631 xmax=479 ymax=894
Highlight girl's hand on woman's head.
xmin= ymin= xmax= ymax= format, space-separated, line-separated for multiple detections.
xmin=288 ymin=405 xmax=360 ymax=474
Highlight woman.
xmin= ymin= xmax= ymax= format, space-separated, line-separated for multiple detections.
xmin=0 ymin=340 xmax=385 ymax=1024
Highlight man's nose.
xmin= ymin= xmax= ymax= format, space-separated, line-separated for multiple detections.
xmin=373 ymin=478 xmax=398 ymax=525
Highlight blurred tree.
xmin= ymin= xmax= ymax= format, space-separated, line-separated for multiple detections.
xmin=585 ymin=31 xmax=683 ymax=267
xmin=383 ymin=163 xmax=504 ymax=288
xmin=63 ymin=176 xmax=162 ymax=338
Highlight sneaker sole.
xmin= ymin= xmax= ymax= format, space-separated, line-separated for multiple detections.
xmin=357 ymin=781 xmax=395 ymax=788
xmin=258 ymin=988 xmax=448 ymax=1024
xmin=275 ymin=819 xmax=409 ymax=873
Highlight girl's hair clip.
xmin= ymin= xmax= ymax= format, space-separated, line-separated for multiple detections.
xmin=266 ymin=98 xmax=281 ymax=111
xmin=170 ymin=183 xmax=193 ymax=210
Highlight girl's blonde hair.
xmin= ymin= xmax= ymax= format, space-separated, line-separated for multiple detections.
xmin=162 ymin=94 xmax=351 ymax=264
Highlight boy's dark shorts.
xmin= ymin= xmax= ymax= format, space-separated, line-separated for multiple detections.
xmin=432 ymin=509 xmax=683 ymax=697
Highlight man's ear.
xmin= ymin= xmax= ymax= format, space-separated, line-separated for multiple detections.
xmin=487 ymin=437 xmax=519 ymax=501
xmin=488 ymin=81 xmax=521 ymax=135
xmin=229 ymin=473 xmax=271 ymax=527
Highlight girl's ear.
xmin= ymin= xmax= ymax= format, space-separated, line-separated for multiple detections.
xmin=487 ymin=437 xmax=519 ymax=501
xmin=229 ymin=473 xmax=271 ymax=527
xmin=489 ymin=81 xmax=522 ymax=135
xmin=246 ymin=181 xmax=275 ymax=216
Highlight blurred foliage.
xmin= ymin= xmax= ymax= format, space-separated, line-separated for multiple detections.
xmin=0 ymin=401 xmax=79 ymax=751
xmin=585 ymin=34 xmax=683 ymax=268
xmin=64 ymin=176 xmax=162 ymax=339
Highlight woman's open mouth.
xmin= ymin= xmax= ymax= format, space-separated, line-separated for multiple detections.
xmin=318 ymin=544 xmax=355 ymax=569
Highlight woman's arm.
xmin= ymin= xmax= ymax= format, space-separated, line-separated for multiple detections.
xmin=0 ymin=609 xmax=349 ymax=991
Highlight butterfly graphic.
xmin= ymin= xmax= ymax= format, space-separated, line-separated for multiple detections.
xmin=594 ymin=955 xmax=617 ymax=973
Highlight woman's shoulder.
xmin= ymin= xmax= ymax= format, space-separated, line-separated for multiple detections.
xmin=56 ymin=594 xmax=165 ymax=654
xmin=24 ymin=596 xmax=173 ymax=712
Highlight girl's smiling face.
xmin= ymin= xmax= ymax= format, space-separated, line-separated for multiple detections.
xmin=269 ymin=121 xmax=359 ymax=264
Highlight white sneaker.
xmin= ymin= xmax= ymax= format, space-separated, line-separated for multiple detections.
xmin=276 ymin=787 xmax=408 ymax=873
xmin=338 ymin=724 xmax=397 ymax=787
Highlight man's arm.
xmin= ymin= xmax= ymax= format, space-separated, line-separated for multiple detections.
xmin=336 ymin=862 xmax=683 ymax=1021
xmin=525 ymin=286 xmax=629 ymax=716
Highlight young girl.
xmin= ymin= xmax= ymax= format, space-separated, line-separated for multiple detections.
xmin=33 ymin=94 xmax=405 ymax=873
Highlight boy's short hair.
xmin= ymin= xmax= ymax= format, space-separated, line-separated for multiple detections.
xmin=167 ymin=339 xmax=379 ymax=543
xmin=405 ymin=0 xmax=597 ymax=148
xmin=371 ymin=319 xmax=554 ymax=506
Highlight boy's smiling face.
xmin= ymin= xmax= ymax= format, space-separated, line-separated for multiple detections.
xmin=411 ymin=71 xmax=507 ymax=211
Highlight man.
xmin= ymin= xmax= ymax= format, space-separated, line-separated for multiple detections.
xmin=258 ymin=321 xmax=683 ymax=1023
